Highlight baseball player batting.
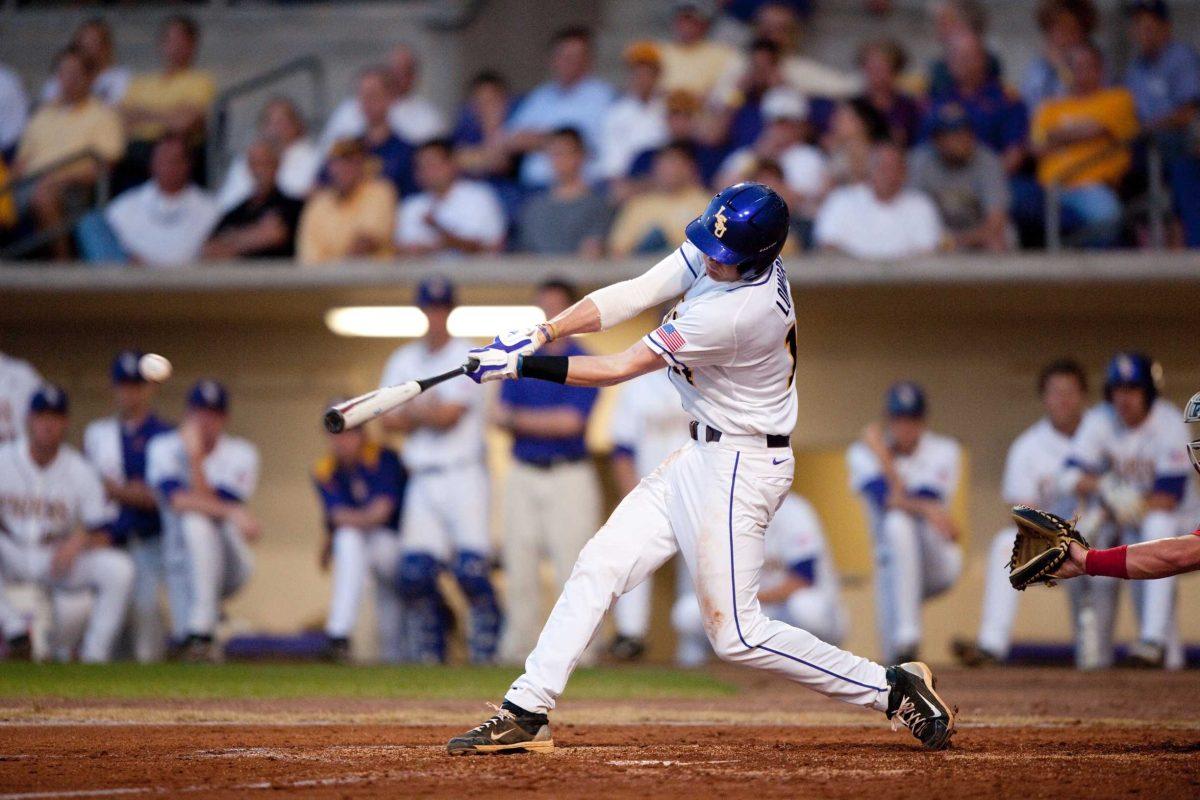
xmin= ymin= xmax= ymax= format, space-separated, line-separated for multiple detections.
xmin=444 ymin=182 xmax=956 ymax=755
xmin=1048 ymin=389 xmax=1200 ymax=582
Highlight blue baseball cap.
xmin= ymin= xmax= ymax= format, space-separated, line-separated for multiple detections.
xmin=111 ymin=349 xmax=146 ymax=384
xmin=30 ymin=384 xmax=69 ymax=415
xmin=931 ymin=103 xmax=972 ymax=136
xmin=1125 ymin=0 xmax=1169 ymax=20
xmin=886 ymin=381 xmax=927 ymax=418
xmin=416 ymin=276 xmax=457 ymax=308
xmin=187 ymin=379 xmax=229 ymax=413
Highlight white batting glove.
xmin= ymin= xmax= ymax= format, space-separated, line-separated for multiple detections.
xmin=1098 ymin=473 xmax=1145 ymax=527
xmin=466 ymin=346 xmax=519 ymax=384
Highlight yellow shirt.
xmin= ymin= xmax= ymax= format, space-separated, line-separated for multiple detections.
xmin=607 ymin=187 xmax=710 ymax=257
xmin=17 ymin=97 xmax=125 ymax=176
xmin=122 ymin=68 xmax=217 ymax=141
xmin=657 ymin=40 xmax=739 ymax=98
xmin=1032 ymin=87 xmax=1139 ymax=188
xmin=296 ymin=179 xmax=397 ymax=265
xmin=0 ymin=160 xmax=14 ymax=228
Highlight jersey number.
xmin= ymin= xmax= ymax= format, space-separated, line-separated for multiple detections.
xmin=784 ymin=323 xmax=798 ymax=388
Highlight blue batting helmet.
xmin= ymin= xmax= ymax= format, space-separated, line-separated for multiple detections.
xmin=1103 ymin=351 xmax=1160 ymax=405
xmin=685 ymin=182 xmax=790 ymax=277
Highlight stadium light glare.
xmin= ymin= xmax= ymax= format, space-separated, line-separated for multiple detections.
xmin=324 ymin=305 xmax=545 ymax=338
xmin=324 ymin=306 xmax=428 ymax=338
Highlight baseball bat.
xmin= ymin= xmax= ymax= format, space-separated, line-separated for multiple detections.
xmin=323 ymin=357 xmax=480 ymax=434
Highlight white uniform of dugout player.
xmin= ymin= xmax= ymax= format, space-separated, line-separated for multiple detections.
xmin=607 ymin=368 xmax=691 ymax=661
xmin=1060 ymin=352 xmax=1195 ymax=668
xmin=673 ymin=492 xmax=846 ymax=665
xmin=954 ymin=360 xmax=1104 ymax=667
xmin=0 ymin=386 xmax=133 ymax=662
xmin=448 ymin=182 xmax=956 ymax=755
xmin=147 ymin=380 xmax=260 ymax=660
xmin=847 ymin=382 xmax=962 ymax=663
xmin=0 ymin=351 xmax=42 ymax=445
xmin=380 ymin=277 xmax=500 ymax=664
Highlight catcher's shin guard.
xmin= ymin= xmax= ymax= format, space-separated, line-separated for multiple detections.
xmin=397 ymin=553 xmax=447 ymax=663
xmin=454 ymin=551 xmax=501 ymax=664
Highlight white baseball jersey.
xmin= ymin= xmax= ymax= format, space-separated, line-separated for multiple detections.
xmin=610 ymin=369 xmax=692 ymax=479
xmin=379 ymin=338 xmax=486 ymax=472
xmin=145 ymin=431 xmax=260 ymax=509
xmin=1002 ymin=418 xmax=1076 ymax=517
xmin=847 ymin=431 xmax=962 ymax=505
xmin=1069 ymin=399 xmax=1194 ymax=500
xmin=641 ymin=242 xmax=798 ymax=436
xmin=0 ymin=440 xmax=114 ymax=547
xmin=762 ymin=493 xmax=839 ymax=602
xmin=0 ymin=353 xmax=42 ymax=444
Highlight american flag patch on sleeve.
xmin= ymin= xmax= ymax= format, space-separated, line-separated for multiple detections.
xmin=653 ymin=323 xmax=688 ymax=353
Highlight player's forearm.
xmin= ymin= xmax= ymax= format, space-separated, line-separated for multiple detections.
xmin=330 ymin=497 xmax=395 ymax=530
xmin=1146 ymin=491 xmax=1179 ymax=512
xmin=554 ymin=342 xmax=662 ymax=388
xmin=106 ymin=479 xmax=158 ymax=510
xmin=169 ymin=488 xmax=240 ymax=520
xmin=542 ymin=297 xmax=602 ymax=341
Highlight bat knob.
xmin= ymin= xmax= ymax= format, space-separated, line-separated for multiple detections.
xmin=323 ymin=408 xmax=346 ymax=434
xmin=465 ymin=357 xmax=480 ymax=371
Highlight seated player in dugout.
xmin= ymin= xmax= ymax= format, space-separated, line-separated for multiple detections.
xmin=312 ymin=418 xmax=407 ymax=663
xmin=448 ymin=182 xmax=957 ymax=755
xmin=847 ymin=382 xmax=963 ymax=664
xmin=146 ymin=380 xmax=260 ymax=662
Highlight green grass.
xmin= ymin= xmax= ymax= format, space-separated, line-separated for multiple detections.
xmin=0 ymin=662 xmax=737 ymax=702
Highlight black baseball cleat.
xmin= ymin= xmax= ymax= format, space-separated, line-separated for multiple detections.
xmin=4 ymin=633 xmax=32 ymax=661
xmin=1118 ymin=641 xmax=1165 ymax=669
xmin=447 ymin=702 xmax=554 ymax=756
xmin=886 ymin=662 xmax=957 ymax=750
xmin=608 ymin=634 xmax=646 ymax=662
xmin=951 ymin=638 xmax=1001 ymax=668
xmin=320 ymin=636 xmax=352 ymax=664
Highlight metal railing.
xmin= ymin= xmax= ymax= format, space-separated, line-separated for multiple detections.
xmin=1044 ymin=133 xmax=1170 ymax=251
xmin=207 ymin=55 xmax=327 ymax=188
xmin=0 ymin=149 xmax=111 ymax=260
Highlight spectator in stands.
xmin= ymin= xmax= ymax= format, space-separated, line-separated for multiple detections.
xmin=15 ymin=47 xmax=125 ymax=260
xmin=0 ymin=63 xmax=28 ymax=161
xmin=925 ymin=32 xmax=1029 ymax=177
xmin=856 ymin=39 xmax=921 ymax=147
xmin=716 ymin=87 xmax=826 ymax=221
xmin=395 ymin=139 xmax=505 ymax=257
xmin=714 ymin=38 xmax=789 ymax=153
xmin=504 ymin=26 xmax=616 ymax=188
xmin=625 ymin=90 xmax=726 ymax=191
xmin=354 ymin=68 xmax=417 ymax=197
xmin=1021 ymin=0 xmax=1099 ymax=110
xmin=296 ymin=138 xmax=396 ymax=265
xmin=1124 ymin=0 xmax=1200 ymax=247
xmin=599 ymin=43 xmax=668 ymax=182
xmin=41 ymin=18 xmax=130 ymax=107
xmin=216 ymin=98 xmax=320 ymax=212
xmin=98 ymin=136 xmax=219 ymax=268
xmin=712 ymin=1 xmax=859 ymax=106
xmin=1032 ymin=43 xmax=1138 ymax=247
xmin=926 ymin=0 xmax=1001 ymax=99
xmin=821 ymin=97 xmax=890 ymax=190
xmin=815 ymin=141 xmax=944 ymax=259
xmin=321 ymin=44 xmax=446 ymax=151
xmin=656 ymin=1 xmax=739 ymax=98
xmin=203 ymin=140 xmax=304 ymax=260
xmin=494 ymin=279 xmax=601 ymax=666
xmin=909 ymin=103 xmax=1011 ymax=252
xmin=608 ymin=141 xmax=709 ymax=257
xmin=517 ymin=128 xmax=610 ymax=257
xmin=454 ymin=71 xmax=518 ymax=183
xmin=119 ymin=15 xmax=216 ymax=188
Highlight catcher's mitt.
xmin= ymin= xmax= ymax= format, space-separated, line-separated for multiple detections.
xmin=1008 ymin=505 xmax=1091 ymax=590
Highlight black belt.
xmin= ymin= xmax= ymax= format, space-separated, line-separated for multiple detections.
xmin=689 ymin=420 xmax=790 ymax=448
xmin=517 ymin=455 xmax=589 ymax=471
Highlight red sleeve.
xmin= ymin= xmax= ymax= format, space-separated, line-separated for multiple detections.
xmin=1191 ymin=528 xmax=1200 ymax=537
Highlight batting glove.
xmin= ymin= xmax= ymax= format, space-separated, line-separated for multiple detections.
xmin=467 ymin=346 xmax=519 ymax=383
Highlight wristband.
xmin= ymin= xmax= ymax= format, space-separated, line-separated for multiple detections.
xmin=538 ymin=321 xmax=558 ymax=343
xmin=518 ymin=355 xmax=569 ymax=384
xmin=1084 ymin=545 xmax=1129 ymax=579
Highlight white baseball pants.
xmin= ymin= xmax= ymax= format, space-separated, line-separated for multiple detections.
xmin=325 ymin=525 xmax=404 ymax=660
xmin=506 ymin=437 xmax=890 ymax=715
xmin=164 ymin=512 xmax=254 ymax=639
xmin=0 ymin=536 xmax=133 ymax=662
xmin=401 ymin=464 xmax=491 ymax=561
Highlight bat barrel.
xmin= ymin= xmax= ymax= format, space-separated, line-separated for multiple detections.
xmin=323 ymin=407 xmax=346 ymax=434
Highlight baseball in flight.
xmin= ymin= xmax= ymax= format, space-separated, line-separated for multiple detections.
xmin=138 ymin=353 xmax=173 ymax=382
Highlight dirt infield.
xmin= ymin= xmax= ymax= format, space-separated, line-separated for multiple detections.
xmin=2 ymin=667 xmax=1199 ymax=799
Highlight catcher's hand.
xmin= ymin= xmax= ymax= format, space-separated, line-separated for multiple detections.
xmin=1008 ymin=505 xmax=1091 ymax=590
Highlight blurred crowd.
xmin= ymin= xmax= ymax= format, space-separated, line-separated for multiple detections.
xmin=1 ymin=273 xmax=1196 ymax=668
xmin=1 ymin=0 xmax=1198 ymax=266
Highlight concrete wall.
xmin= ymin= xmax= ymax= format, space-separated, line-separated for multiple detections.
xmin=4 ymin=254 xmax=1199 ymax=662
